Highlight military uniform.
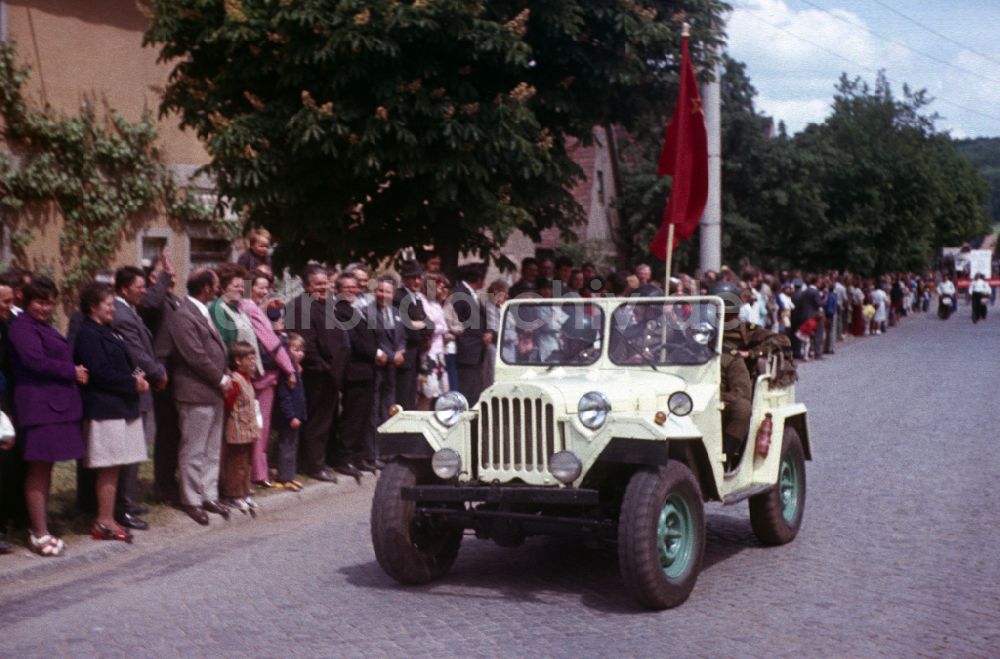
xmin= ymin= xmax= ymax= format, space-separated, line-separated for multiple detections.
xmin=722 ymin=322 xmax=791 ymax=370
xmin=719 ymin=323 xmax=793 ymax=459
xmin=720 ymin=352 xmax=753 ymax=442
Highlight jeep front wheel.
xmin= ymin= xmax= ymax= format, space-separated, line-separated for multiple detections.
xmin=618 ymin=463 xmax=705 ymax=609
xmin=371 ymin=459 xmax=462 ymax=584
xmin=749 ymin=426 xmax=806 ymax=545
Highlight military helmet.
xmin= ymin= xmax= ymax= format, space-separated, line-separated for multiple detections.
xmin=708 ymin=280 xmax=742 ymax=316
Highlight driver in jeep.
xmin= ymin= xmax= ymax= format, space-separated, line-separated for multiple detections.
xmin=709 ymin=281 xmax=797 ymax=470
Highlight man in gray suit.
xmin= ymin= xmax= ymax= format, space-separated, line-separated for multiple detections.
xmin=167 ymin=269 xmax=231 ymax=525
xmin=109 ymin=266 xmax=168 ymax=531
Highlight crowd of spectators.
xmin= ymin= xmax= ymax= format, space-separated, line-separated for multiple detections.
xmin=0 ymin=226 xmax=991 ymax=557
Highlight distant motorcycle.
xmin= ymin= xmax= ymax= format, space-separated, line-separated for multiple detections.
xmin=938 ymin=295 xmax=953 ymax=320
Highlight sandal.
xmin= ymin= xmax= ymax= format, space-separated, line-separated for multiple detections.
xmin=29 ymin=532 xmax=66 ymax=557
xmin=92 ymin=523 xmax=133 ymax=544
xmin=276 ymin=480 xmax=302 ymax=492
xmin=289 ymin=479 xmax=304 ymax=490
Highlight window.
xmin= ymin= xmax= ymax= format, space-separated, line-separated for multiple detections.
xmin=500 ymin=302 xmax=604 ymax=366
xmin=189 ymin=237 xmax=233 ymax=269
xmin=609 ymin=300 xmax=721 ymax=366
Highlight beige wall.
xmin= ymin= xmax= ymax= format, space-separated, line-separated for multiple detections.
xmin=5 ymin=0 xmax=207 ymax=164
xmin=1 ymin=1 xmax=217 ymax=294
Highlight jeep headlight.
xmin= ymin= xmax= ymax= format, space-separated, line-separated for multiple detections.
xmin=433 ymin=391 xmax=468 ymax=427
xmin=691 ymin=322 xmax=715 ymax=346
xmin=668 ymin=391 xmax=693 ymax=417
xmin=549 ymin=451 xmax=582 ymax=484
xmin=431 ymin=448 xmax=462 ymax=480
xmin=577 ymin=391 xmax=611 ymax=429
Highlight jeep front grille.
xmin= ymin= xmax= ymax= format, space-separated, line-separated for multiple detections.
xmin=477 ymin=396 xmax=565 ymax=473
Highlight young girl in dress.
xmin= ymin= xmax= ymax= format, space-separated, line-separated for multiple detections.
xmin=221 ymin=341 xmax=261 ymax=516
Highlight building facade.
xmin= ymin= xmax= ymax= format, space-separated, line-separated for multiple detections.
xmin=0 ymin=0 xmax=231 ymax=287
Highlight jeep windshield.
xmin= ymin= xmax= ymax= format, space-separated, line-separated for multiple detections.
xmin=609 ymin=300 xmax=720 ymax=366
xmin=500 ymin=301 xmax=604 ymax=366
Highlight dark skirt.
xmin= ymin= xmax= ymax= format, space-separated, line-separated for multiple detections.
xmin=20 ymin=421 xmax=84 ymax=463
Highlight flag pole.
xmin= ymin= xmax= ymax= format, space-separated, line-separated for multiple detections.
xmin=663 ymin=20 xmax=690 ymax=293
xmin=665 ymin=222 xmax=675 ymax=290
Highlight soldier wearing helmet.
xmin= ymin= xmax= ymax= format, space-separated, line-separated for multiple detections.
xmin=709 ymin=281 xmax=794 ymax=470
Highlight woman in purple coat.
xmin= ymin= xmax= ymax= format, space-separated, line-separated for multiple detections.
xmin=7 ymin=276 xmax=89 ymax=557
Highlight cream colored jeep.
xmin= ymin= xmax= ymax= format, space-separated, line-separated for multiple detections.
xmin=371 ymin=296 xmax=811 ymax=609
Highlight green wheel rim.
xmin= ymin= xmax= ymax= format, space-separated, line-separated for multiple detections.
xmin=779 ymin=456 xmax=800 ymax=523
xmin=657 ymin=494 xmax=694 ymax=579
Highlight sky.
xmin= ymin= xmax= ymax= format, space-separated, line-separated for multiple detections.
xmin=726 ymin=0 xmax=1000 ymax=138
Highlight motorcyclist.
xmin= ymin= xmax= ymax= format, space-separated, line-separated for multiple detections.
xmin=970 ymin=273 xmax=991 ymax=323
xmin=937 ymin=274 xmax=956 ymax=319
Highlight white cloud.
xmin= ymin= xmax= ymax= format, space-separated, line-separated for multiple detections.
xmin=727 ymin=0 xmax=914 ymax=133
xmin=754 ymin=96 xmax=831 ymax=131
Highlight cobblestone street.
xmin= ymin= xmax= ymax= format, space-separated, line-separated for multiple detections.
xmin=1 ymin=310 xmax=998 ymax=657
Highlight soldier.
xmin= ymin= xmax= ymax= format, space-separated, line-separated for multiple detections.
xmin=709 ymin=281 xmax=795 ymax=470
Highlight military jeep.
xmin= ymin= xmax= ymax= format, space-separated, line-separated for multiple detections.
xmin=371 ymin=296 xmax=811 ymax=609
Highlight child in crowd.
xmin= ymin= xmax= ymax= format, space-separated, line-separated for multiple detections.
xmin=221 ymin=341 xmax=262 ymax=516
xmin=795 ymin=316 xmax=817 ymax=362
xmin=274 ymin=333 xmax=306 ymax=491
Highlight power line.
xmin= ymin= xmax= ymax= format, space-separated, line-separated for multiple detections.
xmin=868 ymin=0 xmax=1000 ymax=68
xmin=796 ymin=0 xmax=1000 ymax=88
xmin=734 ymin=7 xmax=1000 ymax=126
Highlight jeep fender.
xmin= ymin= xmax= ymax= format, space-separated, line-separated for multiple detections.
xmin=377 ymin=410 xmax=448 ymax=459
xmin=774 ymin=404 xmax=811 ymax=460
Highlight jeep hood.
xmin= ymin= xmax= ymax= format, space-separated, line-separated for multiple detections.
xmin=483 ymin=370 xmax=692 ymax=414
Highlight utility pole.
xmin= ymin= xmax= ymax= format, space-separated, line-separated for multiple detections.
xmin=700 ymin=58 xmax=722 ymax=274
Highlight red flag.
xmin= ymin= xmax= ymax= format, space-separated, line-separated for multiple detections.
xmin=649 ymin=34 xmax=708 ymax=260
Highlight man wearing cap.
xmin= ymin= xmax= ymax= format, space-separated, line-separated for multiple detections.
xmin=393 ymin=260 xmax=432 ymax=410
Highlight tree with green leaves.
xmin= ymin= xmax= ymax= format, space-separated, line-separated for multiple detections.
xmin=794 ymin=72 xmax=991 ymax=273
xmin=144 ymin=0 xmax=727 ymax=271
xmin=619 ymin=63 xmax=990 ymax=276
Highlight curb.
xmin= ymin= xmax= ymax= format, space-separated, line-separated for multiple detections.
xmin=0 ymin=474 xmax=371 ymax=586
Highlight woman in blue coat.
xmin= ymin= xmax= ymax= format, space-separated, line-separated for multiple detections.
xmin=74 ymin=282 xmax=149 ymax=543
xmin=7 ymin=276 xmax=89 ymax=557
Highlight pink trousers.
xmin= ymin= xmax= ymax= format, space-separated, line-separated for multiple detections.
xmin=251 ymin=370 xmax=278 ymax=482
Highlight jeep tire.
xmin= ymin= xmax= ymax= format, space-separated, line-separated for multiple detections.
xmin=618 ymin=463 xmax=705 ymax=609
xmin=371 ymin=459 xmax=462 ymax=584
xmin=749 ymin=426 xmax=806 ymax=545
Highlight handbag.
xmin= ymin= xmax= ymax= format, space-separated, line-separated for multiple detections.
xmin=0 ymin=411 xmax=15 ymax=442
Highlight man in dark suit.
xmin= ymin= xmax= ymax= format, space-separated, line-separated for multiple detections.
xmin=139 ymin=258 xmax=183 ymax=504
xmin=790 ymin=277 xmax=821 ymax=359
xmin=109 ymin=266 xmax=167 ymax=530
xmin=508 ymin=257 xmax=539 ymax=299
xmin=166 ymin=269 xmax=231 ymax=525
xmin=452 ymin=263 xmax=493 ymax=405
xmin=286 ymin=264 xmax=347 ymax=483
xmin=393 ymin=260 xmax=430 ymax=410
xmin=330 ymin=272 xmax=377 ymax=480
xmin=368 ymin=275 xmax=405 ymax=472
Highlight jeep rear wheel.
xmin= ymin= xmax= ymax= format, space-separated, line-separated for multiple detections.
xmin=371 ymin=459 xmax=462 ymax=584
xmin=749 ymin=426 xmax=806 ymax=545
xmin=618 ymin=463 xmax=705 ymax=609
